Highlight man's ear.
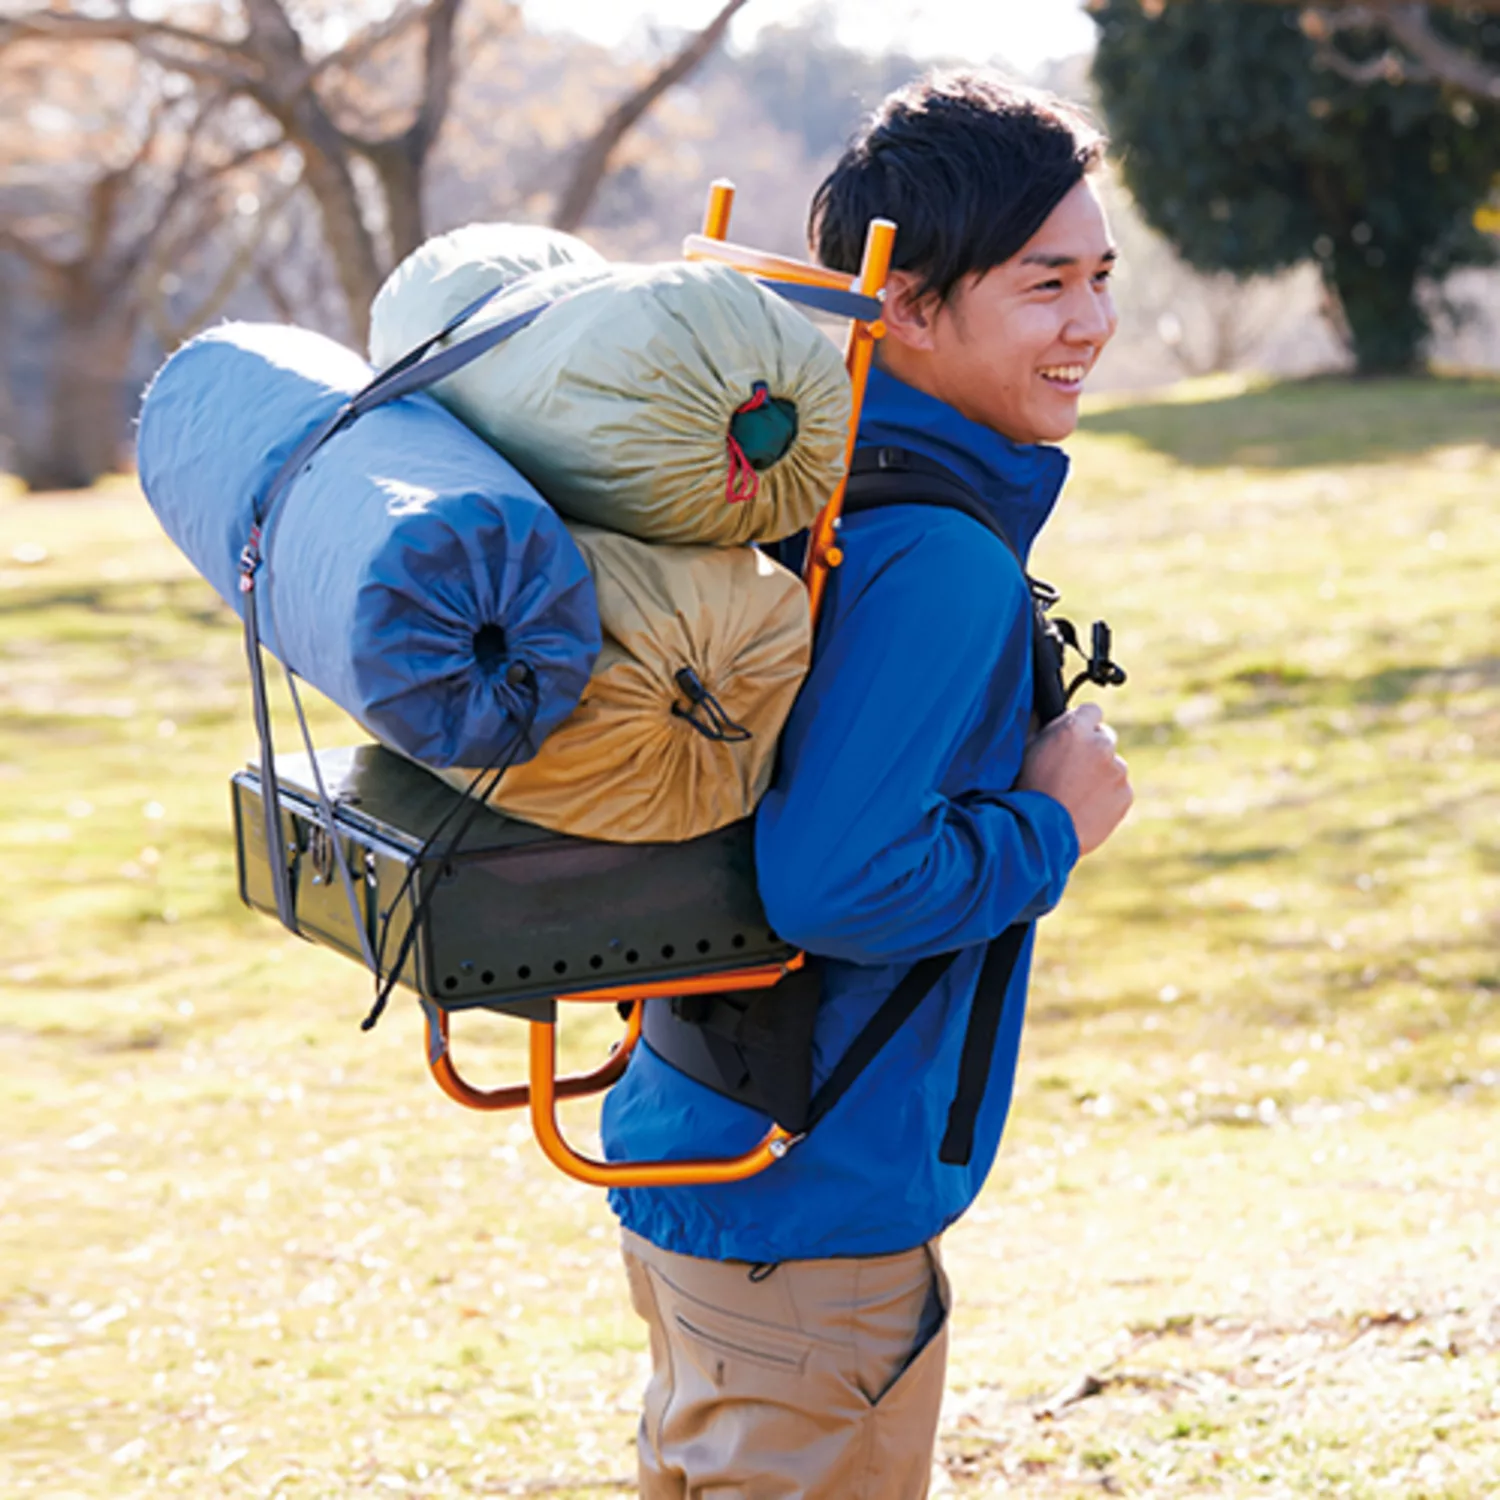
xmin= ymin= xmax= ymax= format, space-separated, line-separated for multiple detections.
xmin=879 ymin=270 xmax=944 ymax=353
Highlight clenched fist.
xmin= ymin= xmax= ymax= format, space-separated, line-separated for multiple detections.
xmin=1017 ymin=702 xmax=1133 ymax=856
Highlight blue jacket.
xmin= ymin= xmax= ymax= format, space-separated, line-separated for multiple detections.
xmin=601 ymin=365 xmax=1081 ymax=1261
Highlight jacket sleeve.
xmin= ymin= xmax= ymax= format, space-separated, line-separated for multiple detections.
xmin=754 ymin=517 xmax=1080 ymax=966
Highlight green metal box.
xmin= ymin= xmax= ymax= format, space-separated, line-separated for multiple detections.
xmin=231 ymin=745 xmax=794 ymax=1016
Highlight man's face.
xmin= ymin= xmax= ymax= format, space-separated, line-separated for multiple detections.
xmin=920 ymin=178 xmax=1118 ymax=445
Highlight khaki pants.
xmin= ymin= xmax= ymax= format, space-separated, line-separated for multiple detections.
xmin=621 ymin=1229 xmax=950 ymax=1500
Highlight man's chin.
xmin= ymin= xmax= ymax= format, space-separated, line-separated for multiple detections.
xmin=1032 ymin=406 xmax=1081 ymax=444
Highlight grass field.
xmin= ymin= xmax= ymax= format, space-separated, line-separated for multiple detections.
xmin=1 ymin=373 xmax=1497 ymax=1498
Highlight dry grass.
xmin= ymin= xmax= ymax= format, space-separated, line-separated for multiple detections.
xmin=1 ymin=373 xmax=1497 ymax=1497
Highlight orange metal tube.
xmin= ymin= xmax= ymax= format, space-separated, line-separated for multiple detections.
xmin=528 ymin=1020 xmax=796 ymax=1187
xmin=803 ymin=216 xmax=897 ymax=626
xmin=681 ymin=234 xmax=868 ymax=293
xmin=702 ymin=180 xmax=735 ymax=240
xmin=426 ymin=1001 xmax=642 ymax=1113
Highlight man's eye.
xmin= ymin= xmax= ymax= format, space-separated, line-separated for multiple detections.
xmin=1093 ymin=268 xmax=1115 ymax=286
xmin=1033 ymin=278 xmax=1063 ymax=293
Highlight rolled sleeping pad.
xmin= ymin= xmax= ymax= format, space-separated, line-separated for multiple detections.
xmin=435 ymin=525 xmax=812 ymax=844
xmin=136 ymin=321 xmax=602 ymax=769
xmin=369 ymin=222 xmax=853 ymax=548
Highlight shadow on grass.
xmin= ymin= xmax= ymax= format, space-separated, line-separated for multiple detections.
xmin=1079 ymin=374 xmax=1500 ymax=470
xmin=1124 ymin=658 xmax=1500 ymax=746
xmin=0 ymin=574 xmax=223 ymax=625
xmin=1227 ymin=658 xmax=1500 ymax=708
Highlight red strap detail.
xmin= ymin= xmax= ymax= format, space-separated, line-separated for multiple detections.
xmin=725 ymin=383 xmax=770 ymax=505
xmin=726 ymin=436 xmax=758 ymax=504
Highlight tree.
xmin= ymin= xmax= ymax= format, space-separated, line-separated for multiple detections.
xmin=1 ymin=0 xmax=753 ymax=487
xmin=2 ymin=0 xmax=482 ymax=347
xmin=1090 ymin=0 xmax=1500 ymax=372
xmin=1294 ymin=1 xmax=1500 ymax=103
xmin=4 ymin=0 xmax=754 ymax=344
xmin=0 ymin=38 xmax=276 ymax=487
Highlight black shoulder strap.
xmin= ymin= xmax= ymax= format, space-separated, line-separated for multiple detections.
xmin=802 ymin=951 xmax=958 ymax=1133
xmin=844 ymin=445 xmax=1069 ymax=727
xmin=845 ymin=446 xmax=1021 ymax=547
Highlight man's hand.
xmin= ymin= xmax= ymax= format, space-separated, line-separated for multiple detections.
xmin=1017 ymin=702 xmax=1133 ymax=856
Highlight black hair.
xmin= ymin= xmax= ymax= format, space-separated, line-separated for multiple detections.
xmin=810 ymin=70 xmax=1106 ymax=303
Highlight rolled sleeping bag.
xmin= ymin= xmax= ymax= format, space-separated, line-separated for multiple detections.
xmin=136 ymin=321 xmax=602 ymax=769
xmin=435 ymin=525 xmax=812 ymax=843
xmin=369 ymin=222 xmax=853 ymax=548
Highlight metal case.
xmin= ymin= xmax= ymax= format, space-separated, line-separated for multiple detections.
xmin=231 ymin=745 xmax=794 ymax=1016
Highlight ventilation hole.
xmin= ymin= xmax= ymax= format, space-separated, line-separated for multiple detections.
xmin=660 ymin=944 xmax=676 ymax=960
xmin=625 ymin=949 xmax=640 ymax=964
xmin=480 ymin=970 xmax=495 ymax=985
xmin=731 ymin=933 xmax=746 ymax=950
xmin=589 ymin=955 xmax=604 ymax=970
xmin=553 ymin=959 xmax=568 ymax=975
xmin=517 ymin=965 xmax=532 ymax=980
xmin=442 ymin=976 xmax=458 ymax=991
xmin=696 ymin=938 xmax=711 ymax=955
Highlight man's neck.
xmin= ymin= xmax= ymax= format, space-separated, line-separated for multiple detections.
xmin=872 ymin=346 xmax=948 ymax=410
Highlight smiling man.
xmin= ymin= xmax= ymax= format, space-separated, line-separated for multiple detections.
xmin=602 ymin=72 xmax=1134 ymax=1499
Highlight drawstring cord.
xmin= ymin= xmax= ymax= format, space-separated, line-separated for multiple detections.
xmin=671 ymin=666 xmax=751 ymax=744
xmin=725 ymin=383 xmax=771 ymax=505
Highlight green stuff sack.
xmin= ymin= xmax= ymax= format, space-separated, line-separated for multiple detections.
xmin=436 ymin=527 xmax=812 ymax=844
xmin=369 ymin=222 xmax=851 ymax=546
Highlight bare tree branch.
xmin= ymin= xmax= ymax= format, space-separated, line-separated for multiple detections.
xmin=306 ymin=0 xmax=432 ymax=84
xmin=0 ymin=7 xmax=259 ymax=84
xmin=145 ymin=175 xmax=301 ymax=348
xmin=114 ymin=128 xmax=286 ymax=293
xmin=1279 ymin=2 xmax=1500 ymax=100
xmin=551 ymin=0 xmax=752 ymax=233
xmin=1358 ymin=3 xmax=1500 ymax=99
xmin=341 ymin=0 xmax=480 ymax=266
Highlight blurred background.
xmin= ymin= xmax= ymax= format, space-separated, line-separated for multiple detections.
xmin=2 ymin=0 xmax=1498 ymax=488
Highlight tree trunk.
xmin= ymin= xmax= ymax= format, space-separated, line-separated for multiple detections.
xmin=287 ymin=129 xmax=387 ymax=349
xmin=1321 ymin=239 xmax=1428 ymax=375
xmin=19 ymin=272 xmax=138 ymax=492
xmin=365 ymin=137 xmax=426 ymax=268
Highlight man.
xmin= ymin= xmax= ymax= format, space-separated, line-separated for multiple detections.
xmin=601 ymin=70 xmax=1133 ymax=1499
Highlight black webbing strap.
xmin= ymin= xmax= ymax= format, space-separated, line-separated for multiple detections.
xmin=802 ymin=950 xmax=957 ymax=1134
xmin=937 ymin=924 xmax=1028 ymax=1166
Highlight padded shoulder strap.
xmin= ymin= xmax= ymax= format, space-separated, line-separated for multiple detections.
xmin=844 ymin=445 xmax=1069 ymax=727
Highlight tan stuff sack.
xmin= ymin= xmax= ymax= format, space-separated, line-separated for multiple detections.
xmin=436 ymin=527 xmax=812 ymax=844
xmin=368 ymin=222 xmax=851 ymax=547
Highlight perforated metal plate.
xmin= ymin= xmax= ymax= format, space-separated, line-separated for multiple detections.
xmin=232 ymin=745 xmax=795 ymax=1013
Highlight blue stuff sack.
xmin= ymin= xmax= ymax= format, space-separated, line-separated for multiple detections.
xmin=137 ymin=321 xmax=601 ymax=769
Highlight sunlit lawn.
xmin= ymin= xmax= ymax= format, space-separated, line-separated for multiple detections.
xmin=1 ymin=373 xmax=1497 ymax=1497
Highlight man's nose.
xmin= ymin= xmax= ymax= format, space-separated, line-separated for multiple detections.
xmin=1066 ymin=287 xmax=1116 ymax=345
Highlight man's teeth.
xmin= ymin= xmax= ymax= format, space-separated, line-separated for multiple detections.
xmin=1040 ymin=365 xmax=1086 ymax=382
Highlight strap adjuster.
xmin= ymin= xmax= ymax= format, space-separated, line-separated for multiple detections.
xmin=238 ymin=526 xmax=263 ymax=594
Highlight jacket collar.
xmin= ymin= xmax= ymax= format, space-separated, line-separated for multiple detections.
xmin=854 ymin=364 xmax=1069 ymax=563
